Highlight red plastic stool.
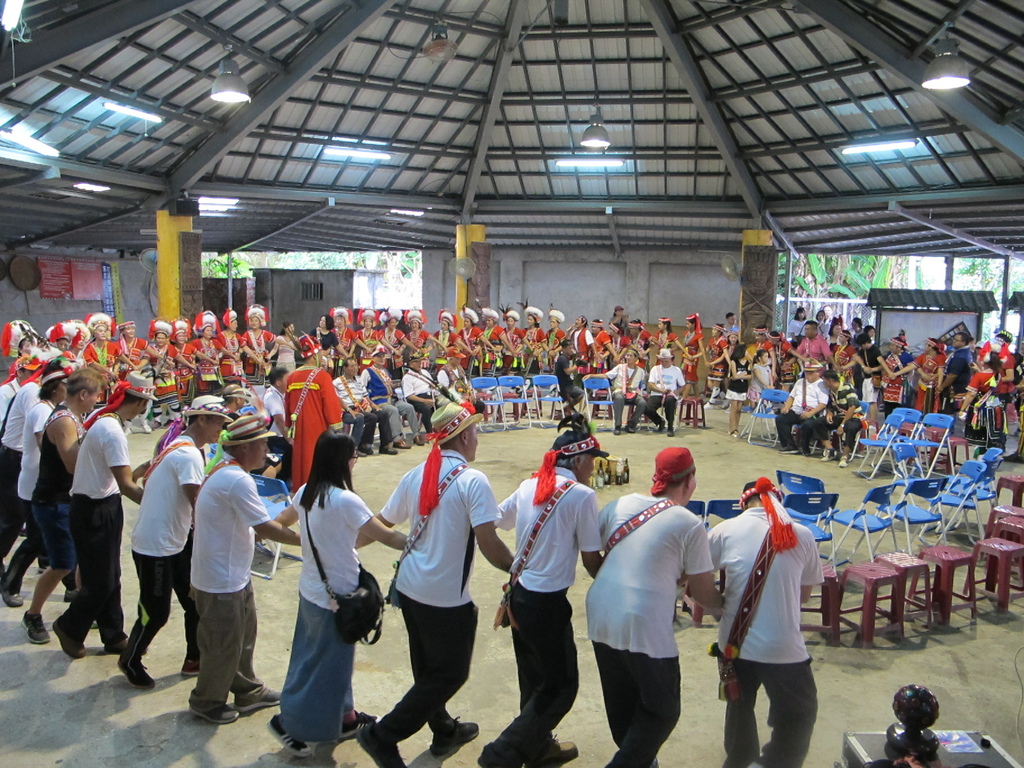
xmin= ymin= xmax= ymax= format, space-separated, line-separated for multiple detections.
xmin=838 ymin=563 xmax=904 ymax=647
xmin=985 ymin=505 xmax=1024 ymax=538
xmin=801 ymin=563 xmax=840 ymax=645
xmin=996 ymin=476 xmax=1024 ymax=507
xmin=919 ymin=545 xmax=977 ymax=625
xmin=683 ymin=568 xmax=725 ymax=627
xmin=874 ymin=552 xmax=933 ymax=627
xmin=993 ymin=517 xmax=1024 ymax=544
xmin=972 ymin=538 xmax=1024 ymax=612
xmin=679 ymin=398 xmax=706 ymax=429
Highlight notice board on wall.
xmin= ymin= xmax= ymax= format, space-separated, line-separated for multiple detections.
xmin=37 ymin=257 xmax=105 ymax=300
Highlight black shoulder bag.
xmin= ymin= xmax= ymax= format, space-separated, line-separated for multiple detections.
xmin=302 ymin=503 xmax=385 ymax=645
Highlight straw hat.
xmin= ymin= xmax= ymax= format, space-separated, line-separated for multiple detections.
xmin=124 ymin=371 xmax=157 ymax=401
xmin=183 ymin=399 xmax=232 ymax=420
xmin=220 ymin=413 xmax=275 ymax=445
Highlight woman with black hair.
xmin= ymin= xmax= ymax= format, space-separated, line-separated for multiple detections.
xmin=959 ymin=353 xmax=1006 ymax=455
xmin=726 ymin=336 xmax=752 ymax=437
xmin=269 ymin=431 xmax=406 ymax=758
xmin=787 ymin=307 xmax=807 ymax=344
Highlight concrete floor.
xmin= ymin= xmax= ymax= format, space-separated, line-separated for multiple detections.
xmin=2 ymin=406 xmax=1024 ymax=768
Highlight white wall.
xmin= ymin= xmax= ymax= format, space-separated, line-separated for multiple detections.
xmin=422 ymin=246 xmax=742 ymax=328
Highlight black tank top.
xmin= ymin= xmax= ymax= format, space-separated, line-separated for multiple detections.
xmin=729 ymin=360 xmax=750 ymax=394
xmin=33 ymin=405 xmax=80 ymax=505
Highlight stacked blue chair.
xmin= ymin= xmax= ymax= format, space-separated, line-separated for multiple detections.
xmin=830 ymin=484 xmax=898 ymax=563
xmin=936 ymin=460 xmax=987 ymax=541
xmin=743 ymin=389 xmax=789 ymax=446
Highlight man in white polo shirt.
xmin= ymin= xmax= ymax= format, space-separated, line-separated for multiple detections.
xmin=401 ymin=352 xmax=436 ymax=441
xmin=586 ymin=447 xmax=722 ymax=768
xmin=188 ymin=413 xmax=301 ymax=725
xmin=119 ymin=398 xmax=233 ymax=689
xmin=644 ymin=349 xmax=686 ymax=437
xmin=357 ymin=400 xmax=515 ymax=768
xmin=708 ymin=478 xmax=821 ymax=768
xmin=480 ymin=414 xmax=605 ymax=768
xmin=774 ymin=361 xmax=829 ymax=456
xmin=53 ymin=372 xmax=152 ymax=659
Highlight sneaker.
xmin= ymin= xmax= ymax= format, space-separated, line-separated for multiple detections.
xmin=63 ymin=589 xmax=79 ymax=603
xmin=613 ymin=426 xmax=621 ymax=436
xmin=235 ymin=688 xmax=280 ymax=713
xmin=268 ymin=713 xmax=313 ymax=758
xmin=118 ymin=655 xmax=155 ymax=689
xmin=1 ymin=584 xmax=24 ymax=607
xmin=357 ymin=444 xmax=375 ymax=458
xmin=191 ymin=703 xmax=239 ymax=725
xmin=667 ymin=429 xmax=675 ymax=437
xmin=379 ymin=445 xmax=398 ymax=455
xmin=525 ymin=738 xmax=579 ymax=768
xmin=780 ymin=447 xmax=799 ymax=455
xmin=52 ymin=616 xmax=86 ymax=659
xmin=821 ymin=452 xmax=833 ymax=462
xmin=22 ymin=612 xmax=50 ymax=644
xmin=181 ymin=658 xmax=201 ymax=677
xmin=356 ymin=724 xmax=407 ymax=768
xmin=430 ymin=719 xmax=480 ymax=757
xmin=838 ymin=457 xmax=850 ymax=468
xmin=339 ymin=710 xmax=376 ymax=741
xmin=654 ymin=423 xmax=665 ymax=433
xmin=626 ymin=425 xmax=637 ymax=434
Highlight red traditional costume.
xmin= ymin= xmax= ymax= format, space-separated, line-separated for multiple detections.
xmin=242 ymin=305 xmax=276 ymax=386
xmin=189 ymin=311 xmax=223 ymax=395
xmin=914 ymin=339 xmax=947 ymax=413
xmin=285 ymin=358 xmax=344 ymax=489
xmin=217 ymin=310 xmax=245 ymax=383
xmin=115 ymin=321 xmax=149 ymax=379
xmin=459 ymin=308 xmax=484 ymax=372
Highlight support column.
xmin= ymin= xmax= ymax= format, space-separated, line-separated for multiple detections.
xmin=454 ymin=224 xmax=486 ymax=327
xmin=156 ymin=210 xmax=193 ymax=319
xmin=739 ymin=229 xmax=776 ymax=343
xmin=1001 ymin=256 xmax=1010 ymax=330
xmin=945 ymin=255 xmax=955 ymax=290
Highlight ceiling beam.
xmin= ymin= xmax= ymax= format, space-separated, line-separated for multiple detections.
xmin=6 ymin=205 xmax=144 ymax=248
xmin=607 ymin=209 xmax=623 ymax=260
xmin=0 ymin=146 xmax=165 ymax=191
xmin=789 ymin=0 xmax=1024 ymax=166
xmin=460 ymin=0 xmax=527 ymax=222
xmin=769 ymin=183 xmax=1024 ymax=214
xmin=1 ymin=0 xmax=207 ymax=89
xmin=173 ymin=11 xmax=286 ymax=73
xmin=889 ymin=201 xmax=1024 ymax=261
xmin=909 ymin=0 xmax=979 ymax=58
xmin=161 ymin=0 xmax=399 ymax=200
xmin=190 ymin=181 xmax=459 ymax=211
xmin=474 ymin=198 xmax=749 ymax=217
xmin=0 ymin=167 xmax=60 ymax=190
xmin=232 ymin=202 xmax=332 ymax=251
xmin=640 ymin=0 xmax=762 ymax=218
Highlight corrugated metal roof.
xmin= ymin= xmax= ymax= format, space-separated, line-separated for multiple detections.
xmin=868 ymin=289 xmax=1000 ymax=313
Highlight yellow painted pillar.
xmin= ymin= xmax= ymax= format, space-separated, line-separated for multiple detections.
xmin=454 ymin=223 xmax=485 ymax=329
xmin=739 ymin=229 xmax=776 ymax=343
xmin=741 ymin=229 xmax=772 ymax=247
xmin=156 ymin=210 xmax=193 ymax=319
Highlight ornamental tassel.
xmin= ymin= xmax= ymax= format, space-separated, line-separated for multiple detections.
xmin=418 ymin=441 xmax=443 ymax=517
xmin=754 ymin=476 xmax=798 ymax=551
xmin=532 ymin=450 xmax=559 ymax=506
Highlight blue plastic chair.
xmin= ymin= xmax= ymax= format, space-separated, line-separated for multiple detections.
xmin=471 ymin=376 xmax=505 ymax=430
xmin=890 ymin=477 xmax=947 ymax=552
xmin=937 ymin=460 xmax=987 ymax=541
xmin=250 ymin=475 xmax=299 ymax=580
xmin=829 ymin=484 xmax=898 ymax=563
xmin=899 ymin=413 xmax=954 ymax=477
xmin=707 ymin=499 xmax=743 ymax=524
xmin=743 ymin=388 xmax=789 ymax=446
xmin=497 ymin=375 xmax=532 ymax=429
xmin=855 ymin=413 xmax=906 ymax=480
xmin=784 ymin=493 xmax=838 ymax=523
xmin=891 ymin=442 xmax=927 ymax=480
xmin=687 ymin=500 xmax=706 ymax=524
xmin=583 ymin=377 xmax=614 ymax=428
xmin=528 ymin=374 xmax=565 ymax=425
xmin=776 ymin=470 xmax=826 ymax=495
xmin=977 ymin=446 xmax=1004 ymax=506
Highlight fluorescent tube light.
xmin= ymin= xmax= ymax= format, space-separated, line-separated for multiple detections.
xmin=841 ymin=140 xmax=918 ymax=155
xmin=74 ymin=183 xmax=111 ymax=192
xmin=0 ymin=128 xmax=59 ymax=157
xmin=390 ymin=209 xmax=425 ymax=217
xmin=1 ymin=0 xmax=25 ymax=31
xmin=103 ymin=102 xmax=163 ymax=123
xmin=197 ymin=197 xmax=239 ymax=206
xmin=555 ymin=158 xmax=625 ymax=168
xmin=323 ymin=147 xmax=392 ymax=161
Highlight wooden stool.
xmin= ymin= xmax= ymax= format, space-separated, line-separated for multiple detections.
xmin=874 ymin=552 xmax=933 ymax=627
xmin=972 ymin=538 xmax=1024 ymax=612
xmin=996 ymin=476 xmax=1024 ymax=507
xmin=679 ymin=398 xmax=706 ymax=429
xmin=993 ymin=517 xmax=1024 ymax=544
xmin=838 ymin=563 xmax=904 ymax=647
xmin=985 ymin=505 xmax=1024 ymax=538
xmin=919 ymin=545 xmax=977 ymax=625
xmin=801 ymin=563 xmax=840 ymax=645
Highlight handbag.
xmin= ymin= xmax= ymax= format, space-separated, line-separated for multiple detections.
xmin=302 ymin=502 xmax=385 ymax=645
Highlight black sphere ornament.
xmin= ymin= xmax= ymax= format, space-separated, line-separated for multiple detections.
xmin=886 ymin=684 xmax=940 ymax=759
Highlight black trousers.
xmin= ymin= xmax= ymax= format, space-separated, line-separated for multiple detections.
xmin=409 ymin=400 xmax=434 ymax=433
xmin=644 ymin=395 xmax=677 ymax=429
xmin=1 ymin=498 xmax=44 ymax=594
xmin=775 ymin=411 xmax=805 ymax=449
xmin=124 ymin=534 xmax=200 ymax=664
xmin=374 ymin=594 xmax=477 ymax=744
xmin=59 ymin=494 xmax=126 ymax=645
xmin=723 ymin=658 xmax=818 ymax=768
xmin=483 ymin=586 xmax=579 ymax=765
xmin=592 ymin=641 xmax=680 ymax=768
xmin=0 ymin=447 xmax=25 ymax=564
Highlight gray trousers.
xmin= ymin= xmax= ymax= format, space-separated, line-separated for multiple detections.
xmin=189 ymin=583 xmax=267 ymax=712
xmin=381 ymin=400 xmax=419 ymax=440
xmin=612 ymin=393 xmax=647 ymax=428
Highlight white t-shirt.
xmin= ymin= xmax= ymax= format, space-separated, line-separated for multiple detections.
xmin=709 ymin=509 xmax=823 ymax=664
xmin=18 ymin=400 xmax=54 ymax=501
xmin=787 ymin=319 xmax=807 ymax=338
xmin=294 ymin=484 xmax=373 ymax=610
xmin=0 ymin=380 xmax=20 ymax=428
xmin=2 ymin=380 xmax=40 ymax=452
xmin=381 ymin=449 xmax=500 ymax=607
xmin=647 ymin=364 xmax=685 ymax=393
xmin=264 ymin=386 xmax=286 ymax=436
xmin=132 ymin=436 xmax=205 ymax=557
xmin=71 ymin=415 xmax=130 ymax=500
xmin=496 ymin=468 xmax=601 ymax=593
xmin=788 ymin=378 xmax=829 ymax=414
xmin=587 ymin=493 xmax=713 ymax=658
xmin=191 ymin=462 xmax=271 ymax=593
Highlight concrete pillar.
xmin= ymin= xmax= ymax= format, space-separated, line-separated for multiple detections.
xmin=455 ymin=224 xmax=486 ymax=327
xmin=156 ymin=210 xmax=193 ymax=320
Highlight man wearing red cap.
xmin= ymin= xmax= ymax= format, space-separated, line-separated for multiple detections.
xmin=586 ymin=447 xmax=722 ymax=768
xmin=480 ymin=414 xmax=605 ymax=768
xmin=708 ymin=478 xmax=821 ymax=768
xmin=357 ymin=400 xmax=514 ymax=768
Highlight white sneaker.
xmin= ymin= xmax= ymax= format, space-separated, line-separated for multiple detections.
xmin=820 ymin=452 xmax=832 ymax=462
xmin=838 ymin=457 xmax=850 ymax=468
xmin=141 ymin=423 xmax=153 ymax=434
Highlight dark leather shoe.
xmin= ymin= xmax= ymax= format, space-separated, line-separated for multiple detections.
xmin=393 ymin=440 xmax=412 ymax=450
xmin=357 ymin=725 xmax=406 ymax=768
xmin=525 ymin=738 xmax=579 ymax=768
xmin=379 ymin=445 xmax=398 ymax=455
xmin=103 ymin=637 xmax=128 ymax=654
xmin=626 ymin=425 xmax=637 ymax=434
xmin=430 ymin=719 xmax=479 ymax=757
xmin=613 ymin=427 xmax=621 ymax=435
xmin=413 ymin=435 xmax=425 ymax=446
xmin=52 ymin=616 xmax=86 ymax=659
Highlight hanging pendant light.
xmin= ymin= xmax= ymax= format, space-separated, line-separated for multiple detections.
xmin=922 ymin=36 xmax=971 ymax=90
xmin=211 ymin=57 xmax=251 ymax=103
xmin=423 ymin=24 xmax=458 ymax=64
xmin=580 ymin=109 xmax=611 ymax=150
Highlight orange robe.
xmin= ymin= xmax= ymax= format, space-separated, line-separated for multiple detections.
xmin=285 ymin=365 xmax=344 ymax=490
